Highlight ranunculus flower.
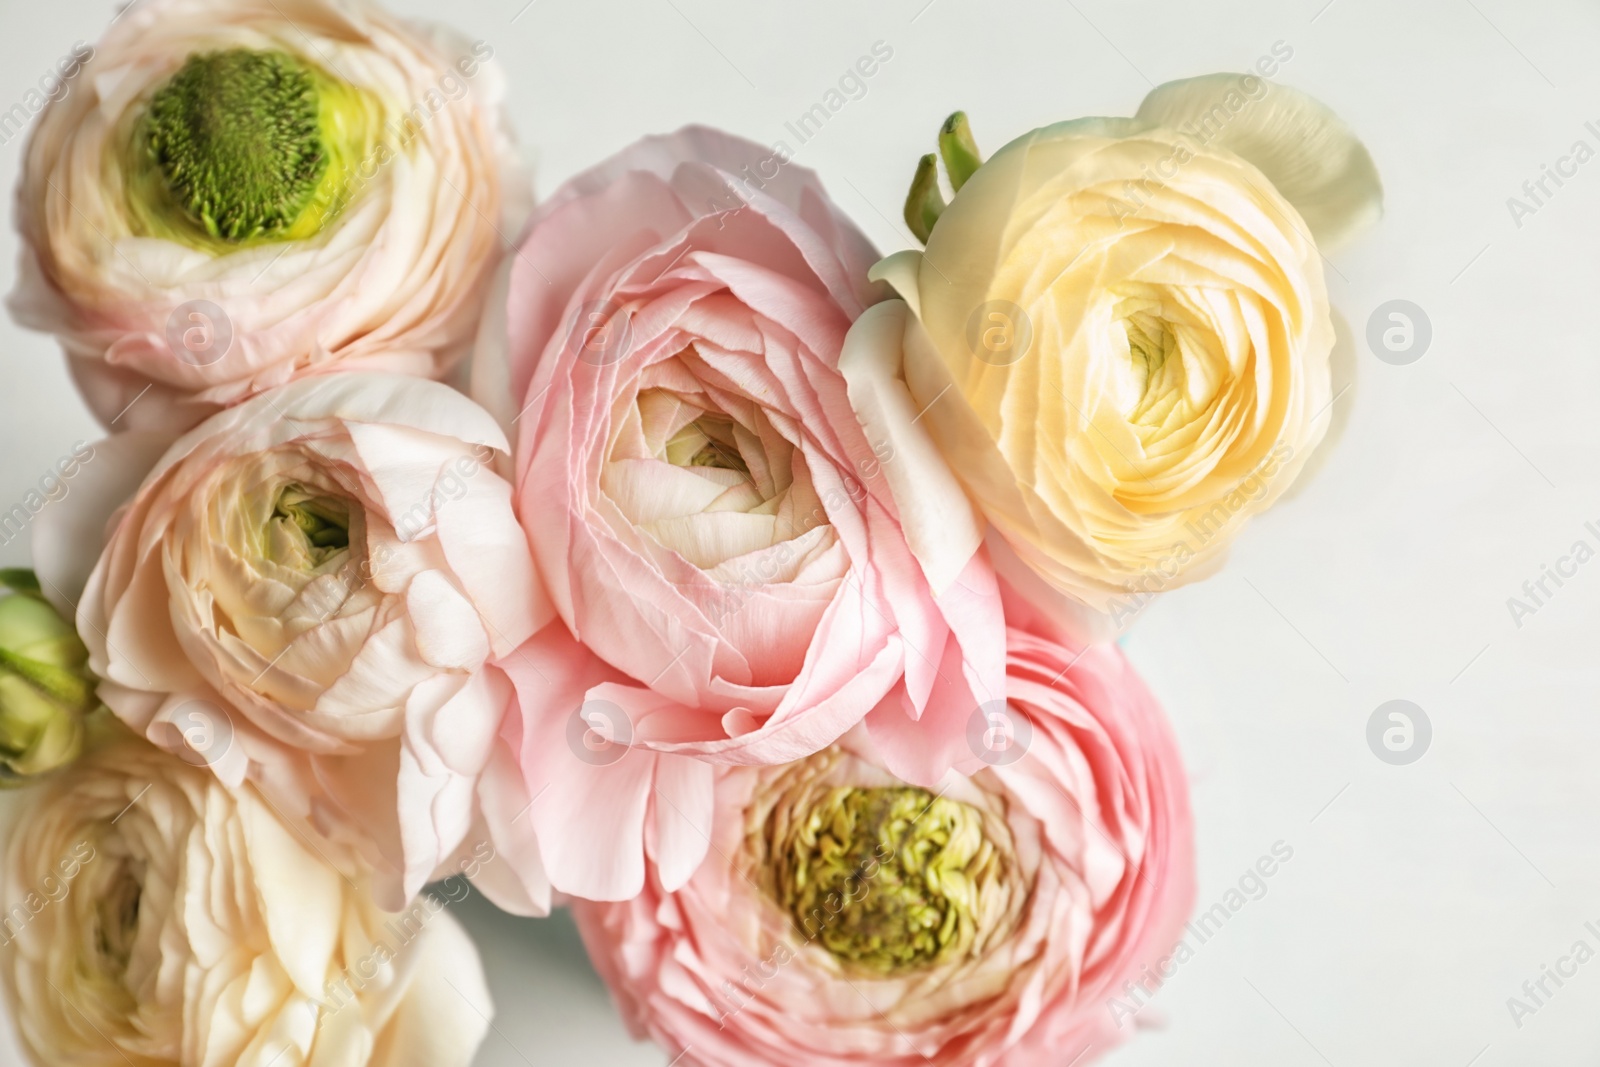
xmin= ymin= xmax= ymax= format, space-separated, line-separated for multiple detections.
xmin=0 ymin=725 xmax=493 ymax=1067
xmin=843 ymin=73 xmax=1381 ymax=621
xmin=0 ymin=572 xmax=94 ymax=785
xmin=10 ymin=0 xmax=528 ymax=432
xmin=36 ymin=372 xmax=546 ymax=908
xmin=571 ymin=594 xmax=1196 ymax=1066
xmin=472 ymin=127 xmax=1005 ymax=905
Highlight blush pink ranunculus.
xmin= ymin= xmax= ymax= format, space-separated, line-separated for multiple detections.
xmin=35 ymin=372 xmax=550 ymax=910
xmin=10 ymin=0 xmax=528 ymax=432
xmin=474 ymin=128 xmax=1005 ymax=904
xmin=571 ymin=600 xmax=1197 ymax=1067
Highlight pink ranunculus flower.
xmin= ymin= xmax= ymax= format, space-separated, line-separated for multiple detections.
xmin=9 ymin=0 xmax=529 ymax=432
xmin=472 ymin=127 xmax=1005 ymax=905
xmin=34 ymin=372 xmax=550 ymax=910
xmin=571 ymin=599 xmax=1196 ymax=1067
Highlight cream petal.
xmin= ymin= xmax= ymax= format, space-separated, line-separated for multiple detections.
xmin=1135 ymin=73 xmax=1383 ymax=250
xmin=396 ymin=672 xmax=495 ymax=903
xmin=364 ymin=910 xmax=491 ymax=1067
xmin=236 ymin=790 xmax=344 ymax=998
xmin=433 ymin=478 xmax=550 ymax=655
xmin=838 ymin=300 xmax=986 ymax=594
xmin=405 ymin=571 xmax=490 ymax=671
xmin=867 ymin=249 xmax=925 ymax=316
xmin=603 ymin=457 xmax=746 ymax=524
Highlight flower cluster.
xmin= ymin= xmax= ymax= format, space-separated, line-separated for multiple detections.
xmin=0 ymin=2 xmax=1380 ymax=1064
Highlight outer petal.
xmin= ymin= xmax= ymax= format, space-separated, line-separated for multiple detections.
xmin=29 ymin=431 xmax=172 ymax=616
xmin=1135 ymin=72 xmax=1383 ymax=250
xmin=838 ymin=299 xmax=985 ymax=596
xmin=366 ymin=909 xmax=494 ymax=1067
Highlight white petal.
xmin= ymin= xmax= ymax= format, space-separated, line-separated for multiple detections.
xmin=236 ymin=788 xmax=344 ymax=998
xmin=30 ymin=432 xmax=172 ymax=615
xmin=371 ymin=910 xmax=492 ymax=1067
xmin=837 ymin=300 xmax=985 ymax=593
xmin=406 ymin=571 xmax=490 ymax=671
xmin=868 ymin=249 xmax=925 ymax=316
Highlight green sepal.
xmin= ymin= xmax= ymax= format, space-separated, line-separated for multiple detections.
xmin=0 ymin=569 xmax=43 ymax=598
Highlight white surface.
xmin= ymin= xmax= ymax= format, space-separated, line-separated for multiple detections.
xmin=2 ymin=0 xmax=1598 ymax=1064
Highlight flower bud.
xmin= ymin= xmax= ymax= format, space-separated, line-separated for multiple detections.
xmin=902 ymin=152 xmax=945 ymax=242
xmin=0 ymin=571 xmax=94 ymax=785
xmin=937 ymin=110 xmax=983 ymax=191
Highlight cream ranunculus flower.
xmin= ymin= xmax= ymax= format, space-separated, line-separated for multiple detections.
xmin=9 ymin=0 xmax=528 ymax=432
xmin=843 ymin=74 xmax=1381 ymax=622
xmin=0 ymin=726 xmax=493 ymax=1067
xmin=36 ymin=372 xmax=548 ymax=910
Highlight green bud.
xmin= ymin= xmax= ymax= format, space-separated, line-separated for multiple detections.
xmin=938 ymin=111 xmax=983 ymax=192
xmin=903 ymin=153 xmax=946 ymax=244
xmin=0 ymin=577 xmax=94 ymax=786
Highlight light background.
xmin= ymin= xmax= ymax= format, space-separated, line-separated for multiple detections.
xmin=1 ymin=0 xmax=1598 ymax=1064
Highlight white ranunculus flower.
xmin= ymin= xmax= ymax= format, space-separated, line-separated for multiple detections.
xmin=843 ymin=73 xmax=1381 ymax=624
xmin=0 ymin=726 xmax=493 ymax=1067
xmin=9 ymin=0 xmax=529 ymax=431
xmin=36 ymin=373 xmax=549 ymax=910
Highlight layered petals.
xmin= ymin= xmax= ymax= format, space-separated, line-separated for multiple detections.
xmin=572 ymin=602 xmax=1196 ymax=1066
xmin=45 ymin=372 xmax=546 ymax=908
xmin=845 ymin=76 xmax=1380 ymax=619
xmin=10 ymin=0 xmax=529 ymax=430
xmin=0 ymin=726 xmax=493 ymax=1067
xmin=478 ymin=127 xmax=1005 ymax=901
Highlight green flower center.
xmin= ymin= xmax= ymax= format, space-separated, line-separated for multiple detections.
xmin=267 ymin=485 xmax=352 ymax=569
xmin=94 ymin=863 xmax=143 ymax=976
xmin=665 ymin=415 xmax=751 ymax=476
xmin=768 ymin=786 xmax=992 ymax=974
xmin=129 ymin=49 xmax=381 ymax=251
xmin=145 ymin=50 xmax=325 ymax=241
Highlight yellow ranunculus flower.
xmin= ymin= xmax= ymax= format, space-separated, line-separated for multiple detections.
xmin=843 ymin=74 xmax=1381 ymax=623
